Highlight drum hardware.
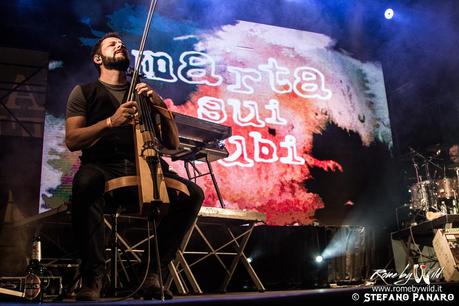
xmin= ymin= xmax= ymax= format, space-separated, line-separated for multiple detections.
xmin=404 ymin=147 xmax=459 ymax=223
xmin=408 ymin=180 xmax=436 ymax=211
xmin=435 ymin=177 xmax=457 ymax=199
xmin=408 ymin=147 xmax=443 ymax=183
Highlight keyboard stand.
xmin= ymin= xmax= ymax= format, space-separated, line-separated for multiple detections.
xmin=167 ymin=207 xmax=266 ymax=294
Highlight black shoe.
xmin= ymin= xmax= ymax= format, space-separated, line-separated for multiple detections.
xmin=142 ymin=272 xmax=173 ymax=300
xmin=76 ymin=274 xmax=103 ymax=301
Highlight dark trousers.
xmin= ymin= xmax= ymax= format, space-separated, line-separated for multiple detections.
xmin=71 ymin=159 xmax=204 ymax=279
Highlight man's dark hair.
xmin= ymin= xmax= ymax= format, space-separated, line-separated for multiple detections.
xmin=91 ymin=32 xmax=122 ymax=73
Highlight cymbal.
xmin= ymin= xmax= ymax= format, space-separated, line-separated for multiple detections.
xmin=424 ymin=143 xmax=449 ymax=153
xmin=424 ymin=143 xmax=441 ymax=151
xmin=397 ymin=153 xmax=443 ymax=162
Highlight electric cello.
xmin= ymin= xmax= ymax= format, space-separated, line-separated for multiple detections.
xmin=105 ymin=0 xmax=189 ymax=215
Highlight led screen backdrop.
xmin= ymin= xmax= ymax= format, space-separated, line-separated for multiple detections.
xmin=39 ymin=7 xmax=392 ymax=225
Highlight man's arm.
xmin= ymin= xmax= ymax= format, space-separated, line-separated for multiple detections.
xmin=65 ymin=116 xmax=110 ymax=151
xmin=65 ymin=101 xmax=138 ymax=151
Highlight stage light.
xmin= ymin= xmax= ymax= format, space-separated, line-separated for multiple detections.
xmin=315 ymin=255 xmax=323 ymax=263
xmin=247 ymin=257 xmax=253 ymax=263
xmin=384 ymin=8 xmax=394 ymax=20
xmin=48 ymin=60 xmax=64 ymax=71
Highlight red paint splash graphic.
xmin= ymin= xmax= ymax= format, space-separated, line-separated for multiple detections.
xmin=159 ymin=23 xmax=363 ymax=225
xmin=164 ymin=78 xmax=342 ymax=225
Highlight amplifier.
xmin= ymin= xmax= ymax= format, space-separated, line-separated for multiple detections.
xmin=433 ymin=228 xmax=459 ymax=282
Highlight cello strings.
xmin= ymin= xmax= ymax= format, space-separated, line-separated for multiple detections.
xmin=138 ymin=93 xmax=163 ymax=200
xmin=137 ymin=92 xmax=159 ymax=169
xmin=125 ymin=0 xmax=162 ymax=203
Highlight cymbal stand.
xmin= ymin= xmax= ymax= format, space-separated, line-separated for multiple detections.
xmin=409 ymin=148 xmax=442 ymax=181
xmin=411 ymin=156 xmax=422 ymax=183
xmin=409 ymin=148 xmax=423 ymax=182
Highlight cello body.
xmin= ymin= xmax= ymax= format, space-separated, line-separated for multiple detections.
xmin=133 ymin=107 xmax=170 ymax=215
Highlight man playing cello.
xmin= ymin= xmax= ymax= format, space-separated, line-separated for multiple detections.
xmin=65 ymin=32 xmax=204 ymax=301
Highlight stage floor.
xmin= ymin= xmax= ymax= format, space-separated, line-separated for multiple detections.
xmin=2 ymin=283 xmax=459 ymax=305
xmin=0 ymin=286 xmax=372 ymax=305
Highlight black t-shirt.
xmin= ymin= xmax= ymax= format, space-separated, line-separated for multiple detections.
xmin=66 ymin=79 xmax=174 ymax=172
xmin=66 ymin=80 xmax=129 ymax=118
xmin=446 ymin=163 xmax=459 ymax=175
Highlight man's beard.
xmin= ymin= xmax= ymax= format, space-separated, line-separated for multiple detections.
xmin=101 ymin=53 xmax=130 ymax=71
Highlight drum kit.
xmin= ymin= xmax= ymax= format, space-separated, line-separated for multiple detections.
xmin=407 ymin=146 xmax=459 ymax=221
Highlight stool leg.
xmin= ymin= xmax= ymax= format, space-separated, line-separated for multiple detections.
xmin=151 ymin=210 xmax=165 ymax=301
xmin=111 ymin=213 xmax=119 ymax=294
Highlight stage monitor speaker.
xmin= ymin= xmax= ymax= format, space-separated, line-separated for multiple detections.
xmin=433 ymin=228 xmax=459 ymax=282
